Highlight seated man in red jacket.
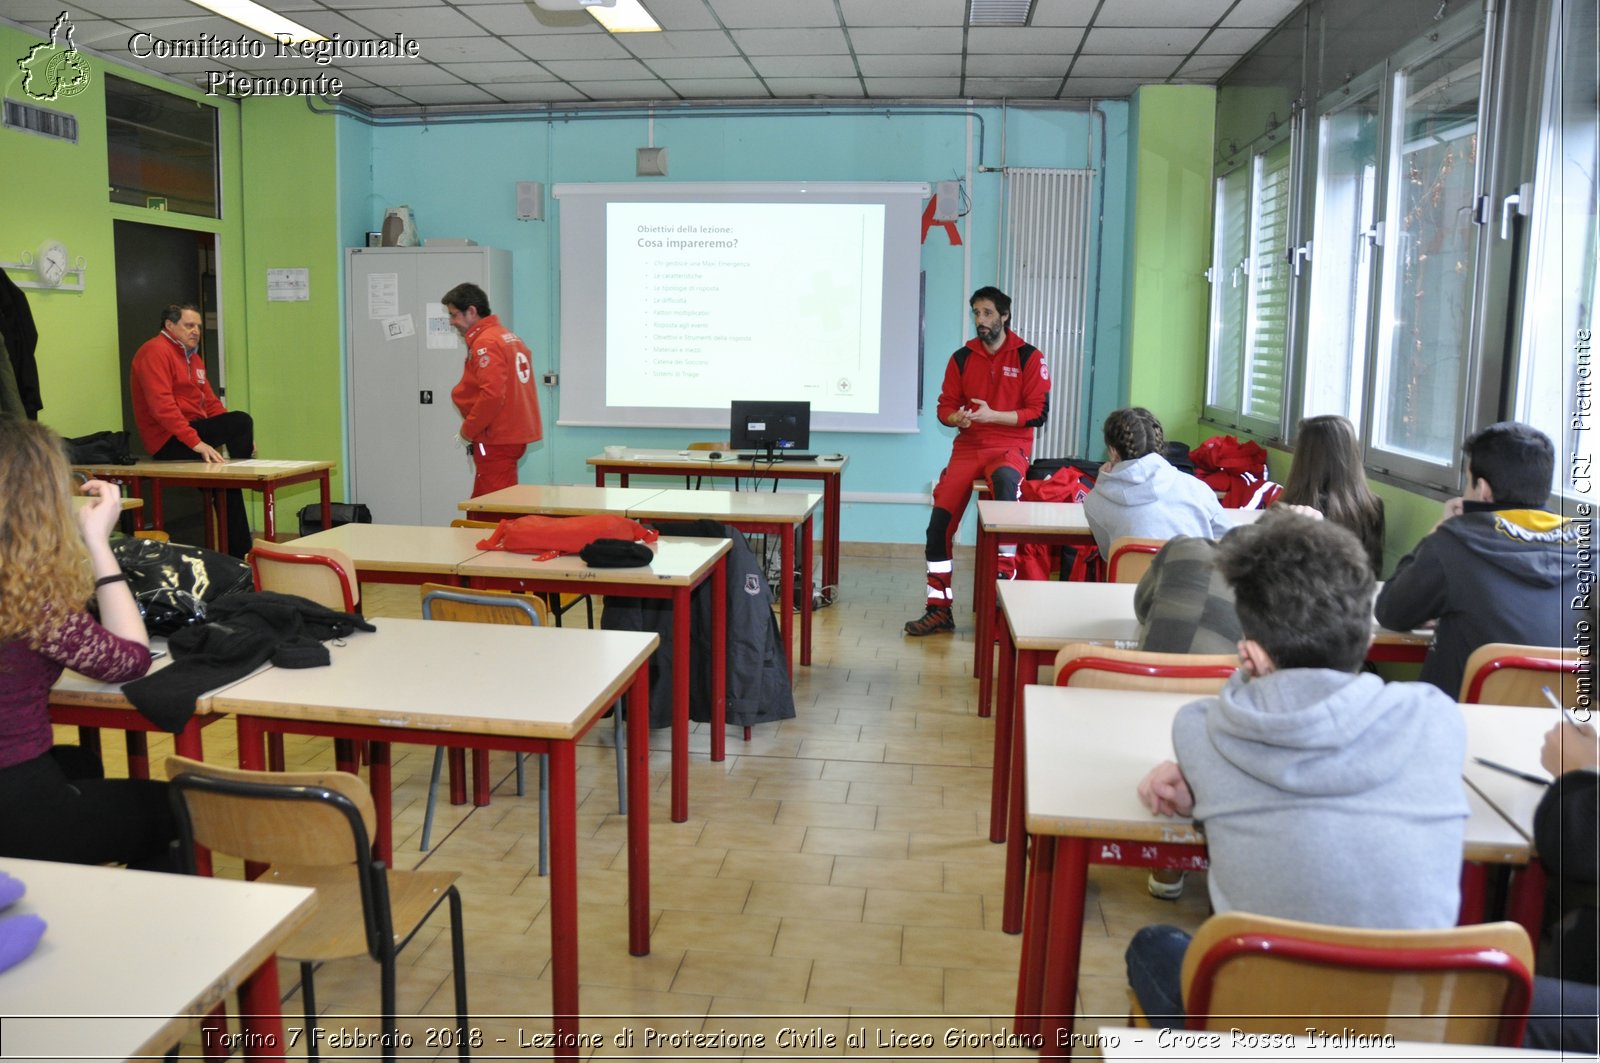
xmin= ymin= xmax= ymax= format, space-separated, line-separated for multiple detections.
xmin=442 ymin=283 xmax=542 ymax=497
xmin=129 ymin=303 xmax=254 ymax=557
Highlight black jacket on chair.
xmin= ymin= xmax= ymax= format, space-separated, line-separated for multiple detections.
xmin=601 ymin=520 xmax=795 ymax=730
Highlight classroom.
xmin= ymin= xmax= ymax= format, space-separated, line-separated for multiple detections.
xmin=0 ymin=0 xmax=1592 ymax=1057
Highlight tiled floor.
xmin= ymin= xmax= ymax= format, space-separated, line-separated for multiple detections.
xmin=93 ymin=548 xmax=1214 ymax=1059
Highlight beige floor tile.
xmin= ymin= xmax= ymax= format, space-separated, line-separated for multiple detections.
xmin=697 ymin=820 xmax=810 ymax=853
xmin=745 ymin=880 xmax=866 ymax=921
xmin=806 ymin=960 xmax=943 ymax=1011
xmin=827 ymin=854 xmax=945 ymax=891
xmin=802 ymin=826 xmax=910 ymax=860
xmin=651 ymin=908 xmax=781 ymax=956
xmin=902 ymin=924 xmax=1023 ymax=971
xmin=750 ymin=777 xmax=852 ymax=803
xmin=720 ymin=847 xmax=836 ymax=884
xmin=672 ymin=950 xmax=813 ymax=1002
xmin=818 ymin=760 xmax=915 ymax=785
xmin=772 ymin=916 xmax=903 ymax=964
xmin=863 ymin=887 xmax=984 ymax=929
xmin=773 ymin=800 xmax=878 ymax=830
xmin=872 ymin=805 xmax=981 ymax=836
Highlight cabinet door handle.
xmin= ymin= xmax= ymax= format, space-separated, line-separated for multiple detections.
xmin=421 ymin=390 xmax=433 ymax=404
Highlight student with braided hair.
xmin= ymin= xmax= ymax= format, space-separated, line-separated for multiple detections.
xmin=1082 ymin=407 xmax=1232 ymax=559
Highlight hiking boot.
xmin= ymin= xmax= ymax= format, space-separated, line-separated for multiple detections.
xmin=904 ymin=606 xmax=955 ymax=636
xmin=1147 ymin=869 xmax=1186 ymax=900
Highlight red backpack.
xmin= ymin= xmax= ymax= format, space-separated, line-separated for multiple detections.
xmin=476 ymin=514 xmax=659 ymax=555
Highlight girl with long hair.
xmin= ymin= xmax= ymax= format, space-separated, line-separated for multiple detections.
xmin=0 ymin=420 xmax=174 ymax=868
xmin=1277 ymin=414 xmax=1386 ymax=575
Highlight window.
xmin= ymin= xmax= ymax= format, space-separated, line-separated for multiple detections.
xmin=1368 ymin=30 xmax=1485 ymax=477
xmin=1302 ymin=85 xmax=1381 ymax=427
xmin=105 ymin=74 xmax=219 ymax=218
xmin=1205 ymin=134 xmax=1294 ymax=438
xmin=1514 ymin=0 xmax=1598 ymax=501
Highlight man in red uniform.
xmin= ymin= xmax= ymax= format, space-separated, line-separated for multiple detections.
xmin=129 ymin=303 xmax=254 ymax=556
xmin=905 ymin=286 xmax=1050 ymax=636
xmin=442 ymin=283 xmax=542 ymax=497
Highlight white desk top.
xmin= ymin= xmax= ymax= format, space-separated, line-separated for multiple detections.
xmin=74 ymin=458 xmax=333 ymax=482
xmin=461 ymin=484 xmax=667 ymax=515
xmin=625 ymin=488 xmax=821 ymax=523
xmin=0 ymin=857 xmax=315 ymax=1063
xmin=1022 ymin=686 xmax=1527 ymax=862
xmin=457 ymin=535 xmax=731 ymax=587
xmin=289 ymin=523 xmax=491 ymax=574
xmin=588 ymin=449 xmax=847 ymax=473
xmin=1458 ymin=703 xmax=1576 ymax=848
xmin=211 ymin=617 xmax=658 ymax=741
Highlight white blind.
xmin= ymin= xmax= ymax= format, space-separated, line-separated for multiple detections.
xmin=1245 ymin=141 xmax=1293 ymax=423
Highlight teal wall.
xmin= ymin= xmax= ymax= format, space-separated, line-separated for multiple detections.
xmin=345 ymin=103 xmax=1134 ymax=544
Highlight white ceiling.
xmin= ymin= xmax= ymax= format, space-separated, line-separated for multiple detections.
xmin=6 ymin=0 xmax=1300 ymax=111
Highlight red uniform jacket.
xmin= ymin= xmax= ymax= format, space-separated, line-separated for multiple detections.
xmin=129 ymin=331 xmax=227 ymax=453
xmin=936 ymin=329 xmax=1050 ymax=450
xmin=452 ymin=314 xmax=542 ymax=445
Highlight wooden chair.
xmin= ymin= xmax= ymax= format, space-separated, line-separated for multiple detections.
xmin=1176 ymin=911 xmax=1534 ymax=1046
xmin=418 ymin=584 xmax=628 ymax=867
xmin=1054 ymin=642 xmax=1237 ymax=692
xmin=451 ymin=519 xmax=591 ymax=627
xmin=165 ymin=756 xmax=469 ymax=1063
xmin=247 ymin=538 xmax=360 ymax=613
xmin=1459 ymin=642 xmax=1583 ymax=706
xmin=1106 ymin=536 xmax=1166 ymax=584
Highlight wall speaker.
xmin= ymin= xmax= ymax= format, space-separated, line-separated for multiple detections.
xmin=516 ymin=181 xmax=544 ymax=221
xmin=637 ymin=146 xmax=668 ymax=177
xmin=933 ymin=180 xmax=961 ymax=222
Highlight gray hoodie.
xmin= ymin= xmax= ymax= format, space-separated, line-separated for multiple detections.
xmin=1083 ymin=451 xmax=1236 ymax=557
xmin=1175 ymin=668 xmax=1468 ymax=929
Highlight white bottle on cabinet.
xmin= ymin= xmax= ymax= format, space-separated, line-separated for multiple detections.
xmin=344 ymin=245 xmax=513 ymax=525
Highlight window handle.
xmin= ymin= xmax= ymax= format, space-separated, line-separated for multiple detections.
xmin=1362 ymin=223 xmax=1382 ymax=249
xmin=1291 ymin=242 xmax=1312 ymax=277
xmin=1500 ymin=183 xmax=1531 ymax=240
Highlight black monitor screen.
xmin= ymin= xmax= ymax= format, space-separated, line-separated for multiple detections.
xmin=729 ymin=400 xmax=810 ymax=453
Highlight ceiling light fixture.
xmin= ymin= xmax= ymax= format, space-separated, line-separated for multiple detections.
xmin=588 ymin=0 xmax=660 ymax=34
xmin=186 ymin=0 xmax=325 ymax=42
xmin=966 ymin=0 xmax=1033 ymax=27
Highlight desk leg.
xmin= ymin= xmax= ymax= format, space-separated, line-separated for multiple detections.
xmin=262 ymin=485 xmax=277 ymax=542
xmin=1016 ymin=834 xmax=1055 ymax=1039
xmin=204 ymin=489 xmax=225 ymax=555
xmin=369 ymin=741 xmax=393 ymax=866
xmin=989 ymin=627 xmax=1018 ymax=841
xmin=237 ymin=718 xmax=267 ymax=771
xmin=626 ymin=666 xmax=651 ymax=956
xmin=1039 ymin=836 xmax=1089 ymax=1060
xmin=1506 ymin=860 xmax=1548 ymax=948
xmin=594 ymin=468 xmax=605 ymax=487
xmin=547 ymin=742 xmax=581 ymax=1057
xmin=236 ymin=955 xmax=287 ymax=1062
xmin=319 ymin=472 xmax=332 ymax=535
xmin=125 ymin=732 xmax=150 ymax=780
xmin=671 ymin=585 xmax=690 ymax=823
xmin=973 ymin=527 xmax=996 ymax=711
xmin=1458 ymin=863 xmax=1489 ymax=925
xmin=800 ymin=516 xmax=813 ymax=667
xmin=1003 ymin=691 xmax=1030 ymax=934
xmin=824 ymin=473 xmax=841 ymax=591
xmin=174 ymin=723 xmax=205 ymax=760
xmin=780 ymin=522 xmax=795 ymax=678
xmin=711 ymin=557 xmax=727 ymax=763
xmin=150 ymin=478 xmax=166 ymax=533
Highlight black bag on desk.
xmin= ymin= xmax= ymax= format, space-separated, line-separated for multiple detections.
xmin=297 ymin=501 xmax=373 ymax=536
xmin=63 ymin=430 xmax=136 ymax=466
xmin=97 ymin=536 xmax=253 ymax=636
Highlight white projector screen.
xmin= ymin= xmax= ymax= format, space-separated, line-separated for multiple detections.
xmin=552 ymin=182 xmax=928 ymax=433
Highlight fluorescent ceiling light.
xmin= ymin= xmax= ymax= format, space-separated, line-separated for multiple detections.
xmin=588 ymin=0 xmax=660 ymax=33
xmin=187 ymin=0 xmax=326 ymax=42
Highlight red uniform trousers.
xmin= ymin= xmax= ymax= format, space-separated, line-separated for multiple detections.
xmin=923 ymin=443 xmax=1028 ymax=608
xmin=470 ymin=443 xmax=527 ymax=497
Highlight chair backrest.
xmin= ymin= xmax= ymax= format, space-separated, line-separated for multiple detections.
xmin=1106 ymin=536 xmax=1166 ymax=584
xmin=1459 ymin=642 xmax=1582 ymax=706
xmin=248 ymin=538 xmax=359 ymax=613
xmin=1181 ymin=911 xmax=1534 ymax=1046
xmin=1053 ymin=642 xmax=1236 ymax=692
xmin=164 ymin=755 xmax=377 ymax=868
xmin=420 ymin=582 xmax=549 ymax=626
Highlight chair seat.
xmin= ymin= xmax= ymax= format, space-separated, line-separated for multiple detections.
xmin=265 ymin=864 xmax=462 ymax=962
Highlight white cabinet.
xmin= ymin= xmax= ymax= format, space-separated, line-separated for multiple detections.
xmin=345 ymin=246 xmax=512 ymax=526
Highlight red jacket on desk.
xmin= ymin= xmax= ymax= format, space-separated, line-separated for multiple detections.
xmin=129 ymin=330 xmax=227 ymax=453
xmin=451 ymin=314 xmax=542 ymax=445
xmin=935 ymin=329 xmax=1050 ymax=451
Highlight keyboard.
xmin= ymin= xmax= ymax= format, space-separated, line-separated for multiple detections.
xmin=736 ymin=452 xmax=818 ymax=462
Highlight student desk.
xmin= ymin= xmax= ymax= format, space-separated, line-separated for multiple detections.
xmin=622 ymin=487 xmax=819 ymax=673
xmin=588 ymin=448 xmax=847 ymax=591
xmin=73 ymin=458 xmax=334 ymax=555
xmin=1014 ymin=687 xmax=1538 ymax=1059
xmin=456 ymin=536 xmax=732 ymax=824
xmin=971 ymin=502 xmax=1263 ymax=717
xmin=987 ymin=580 xmax=1436 ymax=847
xmin=462 ymin=483 xmax=668 ymax=518
xmin=0 ymin=857 xmax=314 ymax=1062
xmin=211 ymin=618 xmax=657 ymax=1058
xmin=288 ymin=522 xmax=491 ymax=585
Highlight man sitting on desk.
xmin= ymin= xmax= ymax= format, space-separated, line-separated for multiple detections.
xmin=129 ymin=303 xmax=254 ymax=557
xmin=1126 ymin=511 xmax=1469 ymax=1026
xmin=905 ymin=286 xmax=1050 ymax=637
xmin=442 ymin=282 xmax=541 ymax=497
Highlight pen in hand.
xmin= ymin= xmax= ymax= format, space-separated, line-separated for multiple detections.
xmin=1472 ymin=756 xmax=1550 ymax=787
xmin=1542 ymin=685 xmax=1587 ymax=729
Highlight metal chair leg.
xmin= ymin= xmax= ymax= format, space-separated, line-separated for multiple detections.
xmin=421 ymin=747 xmax=445 ymax=851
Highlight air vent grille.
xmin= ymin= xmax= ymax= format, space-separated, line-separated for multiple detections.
xmin=4 ymin=99 xmax=79 ymax=143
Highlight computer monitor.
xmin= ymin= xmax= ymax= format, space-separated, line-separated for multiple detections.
xmin=729 ymin=400 xmax=810 ymax=456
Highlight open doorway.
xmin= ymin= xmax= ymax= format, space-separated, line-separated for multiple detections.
xmin=113 ymin=221 xmax=220 ymax=544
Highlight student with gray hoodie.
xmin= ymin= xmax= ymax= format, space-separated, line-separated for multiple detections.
xmin=1082 ymin=407 xmax=1235 ymax=559
xmin=1125 ymin=511 xmax=1470 ymax=1026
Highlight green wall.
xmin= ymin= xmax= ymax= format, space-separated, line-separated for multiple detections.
xmin=1122 ymin=85 xmax=1216 ymax=450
